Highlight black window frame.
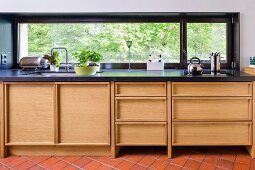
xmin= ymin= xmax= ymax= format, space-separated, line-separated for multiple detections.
xmin=12 ymin=12 xmax=239 ymax=69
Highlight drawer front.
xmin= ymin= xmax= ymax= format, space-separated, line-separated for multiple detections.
xmin=172 ymin=97 xmax=252 ymax=121
xmin=116 ymin=123 xmax=167 ymax=146
xmin=115 ymin=82 xmax=166 ymax=96
xmin=173 ymin=122 xmax=252 ymax=145
xmin=172 ymin=82 xmax=252 ymax=97
xmin=116 ymin=97 xmax=166 ymax=121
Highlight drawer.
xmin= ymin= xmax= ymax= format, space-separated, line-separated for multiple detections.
xmin=172 ymin=82 xmax=252 ymax=97
xmin=172 ymin=97 xmax=252 ymax=121
xmin=115 ymin=97 xmax=166 ymax=121
xmin=116 ymin=122 xmax=167 ymax=146
xmin=115 ymin=82 xmax=166 ymax=96
xmin=173 ymin=122 xmax=252 ymax=145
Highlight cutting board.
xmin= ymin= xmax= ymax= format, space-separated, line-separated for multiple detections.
xmin=243 ymin=67 xmax=255 ymax=75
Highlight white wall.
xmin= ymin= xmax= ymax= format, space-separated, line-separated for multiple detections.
xmin=1 ymin=0 xmax=254 ymax=68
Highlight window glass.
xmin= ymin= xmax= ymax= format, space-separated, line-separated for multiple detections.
xmin=187 ymin=23 xmax=227 ymax=62
xmin=19 ymin=23 xmax=180 ymax=63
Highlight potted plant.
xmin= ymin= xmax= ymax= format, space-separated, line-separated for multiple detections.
xmin=72 ymin=50 xmax=103 ymax=75
xmin=43 ymin=51 xmax=61 ymax=72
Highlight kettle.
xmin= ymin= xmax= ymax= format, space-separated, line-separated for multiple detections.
xmin=187 ymin=57 xmax=203 ymax=75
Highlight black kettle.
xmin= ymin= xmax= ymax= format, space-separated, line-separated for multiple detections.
xmin=187 ymin=57 xmax=203 ymax=75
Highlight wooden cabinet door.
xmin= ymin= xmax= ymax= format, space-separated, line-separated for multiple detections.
xmin=58 ymin=83 xmax=110 ymax=145
xmin=6 ymin=83 xmax=55 ymax=145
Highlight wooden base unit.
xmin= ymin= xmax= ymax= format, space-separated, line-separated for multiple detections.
xmin=115 ymin=97 xmax=166 ymax=121
xmin=172 ymin=97 xmax=252 ymax=121
xmin=1 ymin=81 xmax=255 ymax=159
xmin=9 ymin=146 xmax=111 ymax=156
xmin=58 ymin=83 xmax=110 ymax=145
xmin=6 ymin=83 xmax=55 ymax=145
xmin=116 ymin=122 xmax=167 ymax=146
xmin=115 ymin=82 xmax=166 ymax=97
xmin=172 ymin=82 xmax=252 ymax=97
xmin=172 ymin=122 xmax=252 ymax=146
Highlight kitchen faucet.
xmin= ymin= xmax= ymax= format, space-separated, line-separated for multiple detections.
xmin=51 ymin=47 xmax=69 ymax=72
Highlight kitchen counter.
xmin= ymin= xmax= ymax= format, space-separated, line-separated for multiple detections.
xmin=0 ymin=69 xmax=254 ymax=82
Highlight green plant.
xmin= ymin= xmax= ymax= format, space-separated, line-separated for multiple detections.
xmin=72 ymin=50 xmax=103 ymax=67
xmin=43 ymin=51 xmax=61 ymax=67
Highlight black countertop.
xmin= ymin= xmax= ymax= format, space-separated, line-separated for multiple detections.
xmin=0 ymin=69 xmax=254 ymax=82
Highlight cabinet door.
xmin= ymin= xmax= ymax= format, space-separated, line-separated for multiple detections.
xmin=59 ymin=83 xmax=110 ymax=145
xmin=6 ymin=83 xmax=55 ymax=145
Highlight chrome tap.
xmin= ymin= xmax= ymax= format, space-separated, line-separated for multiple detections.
xmin=51 ymin=47 xmax=69 ymax=72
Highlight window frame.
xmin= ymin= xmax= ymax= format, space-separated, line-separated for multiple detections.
xmin=12 ymin=13 xmax=238 ymax=69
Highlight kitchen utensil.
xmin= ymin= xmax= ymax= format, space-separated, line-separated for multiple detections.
xmin=20 ymin=57 xmax=48 ymax=70
xmin=210 ymin=52 xmax=221 ymax=72
xmin=187 ymin=57 xmax=203 ymax=75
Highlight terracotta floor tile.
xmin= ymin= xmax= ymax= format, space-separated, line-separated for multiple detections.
xmin=199 ymin=162 xmax=216 ymax=170
xmin=63 ymin=165 xmax=80 ymax=170
xmin=183 ymin=159 xmax=201 ymax=169
xmin=39 ymin=157 xmax=60 ymax=168
xmin=0 ymin=146 xmax=252 ymax=170
xmin=105 ymin=158 xmax=123 ymax=167
xmin=14 ymin=160 xmax=36 ymax=170
xmin=174 ymin=148 xmax=194 ymax=159
xmin=215 ymin=167 xmax=225 ymax=170
xmin=123 ymin=155 xmax=144 ymax=163
xmin=97 ymin=165 xmax=114 ymax=170
xmin=57 ymin=156 xmax=81 ymax=163
xmin=165 ymin=163 xmax=182 ymax=170
xmin=221 ymin=153 xmax=236 ymax=162
xmin=137 ymin=155 xmax=156 ymax=167
xmin=83 ymin=160 xmax=102 ymax=169
xmin=0 ymin=156 xmax=19 ymax=164
xmin=88 ymin=156 xmax=111 ymax=163
xmin=25 ymin=156 xmax=51 ymax=164
xmin=116 ymin=160 xmax=136 ymax=170
xmin=130 ymin=164 xmax=147 ymax=170
xmin=150 ymin=160 xmax=169 ymax=170
xmin=0 ymin=165 xmax=9 ymax=170
xmin=157 ymin=154 xmax=169 ymax=161
xmin=48 ymin=160 xmax=70 ymax=170
xmin=233 ymin=162 xmax=250 ymax=170
xmin=206 ymin=149 xmax=222 ymax=158
xmin=204 ymin=155 xmax=220 ymax=166
xmin=236 ymin=154 xmax=251 ymax=165
xmin=189 ymin=153 xmax=205 ymax=162
xmin=170 ymin=156 xmax=188 ymax=166
xmin=73 ymin=157 xmax=91 ymax=168
xmin=28 ymin=165 xmax=46 ymax=170
xmin=5 ymin=157 xmax=27 ymax=168
xmin=217 ymin=159 xmax=234 ymax=169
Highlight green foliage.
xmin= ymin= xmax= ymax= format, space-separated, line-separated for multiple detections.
xmin=26 ymin=23 xmax=227 ymax=63
xmin=72 ymin=50 xmax=103 ymax=67
xmin=43 ymin=51 xmax=61 ymax=67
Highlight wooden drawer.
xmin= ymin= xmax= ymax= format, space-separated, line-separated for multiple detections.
xmin=115 ymin=97 xmax=166 ymax=121
xmin=172 ymin=82 xmax=252 ymax=97
xmin=173 ymin=122 xmax=252 ymax=146
xmin=116 ymin=122 xmax=167 ymax=146
xmin=172 ymin=97 xmax=252 ymax=121
xmin=115 ymin=82 xmax=166 ymax=97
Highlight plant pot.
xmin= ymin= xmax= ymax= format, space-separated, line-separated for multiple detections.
xmin=74 ymin=66 xmax=98 ymax=76
xmin=50 ymin=65 xmax=59 ymax=72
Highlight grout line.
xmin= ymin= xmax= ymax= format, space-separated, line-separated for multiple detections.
xmin=87 ymin=156 xmax=117 ymax=169
xmin=55 ymin=156 xmax=83 ymax=170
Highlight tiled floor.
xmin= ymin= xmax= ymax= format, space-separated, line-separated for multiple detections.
xmin=0 ymin=146 xmax=254 ymax=170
